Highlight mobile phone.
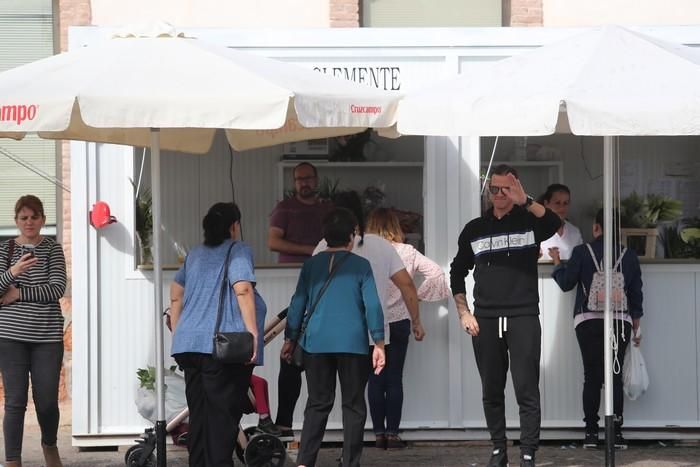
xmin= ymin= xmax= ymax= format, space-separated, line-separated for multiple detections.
xmin=22 ymin=245 xmax=36 ymax=258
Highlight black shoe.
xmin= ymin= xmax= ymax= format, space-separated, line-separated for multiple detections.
xmin=375 ymin=434 xmax=387 ymax=449
xmin=385 ymin=434 xmax=407 ymax=449
xmin=520 ymin=453 xmax=535 ymax=467
xmin=257 ymin=417 xmax=282 ymax=436
xmin=274 ymin=425 xmax=294 ymax=439
xmin=614 ymin=432 xmax=628 ymax=450
xmin=583 ymin=430 xmax=599 ymax=449
xmin=487 ymin=448 xmax=509 ymax=467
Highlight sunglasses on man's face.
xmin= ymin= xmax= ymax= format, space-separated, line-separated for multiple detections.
xmin=488 ymin=185 xmax=510 ymax=195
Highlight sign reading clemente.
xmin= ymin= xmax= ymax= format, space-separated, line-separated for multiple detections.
xmin=313 ymin=66 xmax=401 ymax=91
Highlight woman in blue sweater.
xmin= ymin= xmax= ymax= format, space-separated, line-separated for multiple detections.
xmin=282 ymin=207 xmax=385 ymax=467
xmin=551 ymin=209 xmax=643 ymax=450
xmin=170 ymin=202 xmax=266 ymax=467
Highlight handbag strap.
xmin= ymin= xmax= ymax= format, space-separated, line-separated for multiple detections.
xmin=5 ymin=239 xmax=15 ymax=271
xmin=586 ymin=243 xmax=627 ymax=273
xmin=214 ymin=242 xmax=237 ymax=334
xmin=586 ymin=243 xmax=602 ymax=273
xmin=296 ymin=251 xmax=351 ymax=341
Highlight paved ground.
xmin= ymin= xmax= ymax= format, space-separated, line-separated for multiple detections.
xmin=6 ymin=403 xmax=700 ymax=466
xmin=12 ymin=425 xmax=700 ymax=466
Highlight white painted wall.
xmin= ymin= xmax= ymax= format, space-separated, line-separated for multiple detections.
xmin=90 ymin=0 xmax=330 ymax=28
xmin=543 ymin=0 xmax=700 ymax=27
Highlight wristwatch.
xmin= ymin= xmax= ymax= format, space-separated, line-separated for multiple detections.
xmin=522 ymin=195 xmax=534 ymax=208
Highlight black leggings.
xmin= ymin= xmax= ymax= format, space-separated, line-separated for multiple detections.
xmin=275 ymin=357 xmax=304 ymax=428
xmin=575 ymin=319 xmax=631 ymax=429
xmin=0 ymin=338 xmax=64 ymax=462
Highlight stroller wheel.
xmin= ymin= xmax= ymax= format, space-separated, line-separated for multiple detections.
xmin=235 ymin=426 xmax=261 ymax=463
xmin=124 ymin=444 xmax=156 ymax=467
xmin=244 ymin=433 xmax=286 ymax=467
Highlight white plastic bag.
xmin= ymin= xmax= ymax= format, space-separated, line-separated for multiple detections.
xmin=623 ymin=330 xmax=649 ymax=400
xmin=135 ymin=370 xmax=188 ymax=423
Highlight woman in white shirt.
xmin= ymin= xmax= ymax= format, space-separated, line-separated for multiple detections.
xmin=365 ymin=208 xmax=449 ymax=450
xmin=539 ymin=184 xmax=583 ymax=262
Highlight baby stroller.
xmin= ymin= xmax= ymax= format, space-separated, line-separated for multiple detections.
xmin=125 ymin=309 xmax=289 ymax=467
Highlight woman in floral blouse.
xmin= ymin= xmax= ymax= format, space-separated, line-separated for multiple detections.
xmin=365 ymin=208 xmax=450 ymax=450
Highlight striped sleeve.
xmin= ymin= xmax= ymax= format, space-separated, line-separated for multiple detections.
xmin=19 ymin=242 xmax=67 ymax=303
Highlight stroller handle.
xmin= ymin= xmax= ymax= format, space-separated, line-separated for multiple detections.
xmin=276 ymin=308 xmax=288 ymax=320
xmin=264 ymin=308 xmax=288 ymax=345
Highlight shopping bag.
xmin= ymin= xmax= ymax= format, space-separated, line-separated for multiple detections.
xmin=135 ymin=367 xmax=188 ymax=423
xmin=623 ymin=330 xmax=649 ymax=400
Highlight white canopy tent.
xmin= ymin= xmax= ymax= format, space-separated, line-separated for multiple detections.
xmin=392 ymin=25 xmax=700 ymax=465
xmin=395 ymin=25 xmax=700 ymax=137
xmin=0 ymin=23 xmax=400 ymax=465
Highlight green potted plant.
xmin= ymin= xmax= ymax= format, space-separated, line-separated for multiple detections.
xmin=620 ymin=192 xmax=683 ymax=258
xmin=660 ymin=218 xmax=700 ymax=259
xmin=135 ymin=189 xmax=153 ymax=265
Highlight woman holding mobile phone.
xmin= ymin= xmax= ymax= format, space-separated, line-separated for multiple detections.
xmin=0 ymin=195 xmax=67 ymax=467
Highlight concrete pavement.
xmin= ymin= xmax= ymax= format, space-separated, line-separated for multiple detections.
xmin=11 ymin=424 xmax=700 ymax=466
xmin=5 ymin=402 xmax=700 ymax=466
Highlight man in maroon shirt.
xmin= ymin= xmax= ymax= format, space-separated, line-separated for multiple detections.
xmin=268 ymin=162 xmax=332 ymax=263
xmin=268 ymin=162 xmax=333 ymax=438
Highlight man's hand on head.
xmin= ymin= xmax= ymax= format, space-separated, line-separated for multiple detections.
xmin=505 ymin=173 xmax=528 ymax=206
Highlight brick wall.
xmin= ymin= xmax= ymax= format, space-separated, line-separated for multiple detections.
xmin=58 ymin=0 xmax=92 ymax=276
xmin=58 ymin=0 xmax=92 ymax=53
xmin=57 ymin=0 xmax=91 ymax=402
xmin=505 ymin=0 xmax=543 ymax=26
xmin=330 ymin=0 xmax=359 ymax=27
xmin=57 ymin=0 xmax=91 ymax=289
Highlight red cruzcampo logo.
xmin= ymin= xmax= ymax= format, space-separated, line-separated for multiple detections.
xmin=350 ymin=104 xmax=382 ymax=115
xmin=0 ymin=104 xmax=38 ymax=125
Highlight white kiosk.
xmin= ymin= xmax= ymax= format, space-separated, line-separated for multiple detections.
xmin=70 ymin=25 xmax=700 ymax=445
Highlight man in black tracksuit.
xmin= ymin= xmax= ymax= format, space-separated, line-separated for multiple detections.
xmin=450 ymin=164 xmax=561 ymax=467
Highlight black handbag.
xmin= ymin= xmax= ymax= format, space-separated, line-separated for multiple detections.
xmin=289 ymin=252 xmax=351 ymax=368
xmin=212 ymin=242 xmax=255 ymax=364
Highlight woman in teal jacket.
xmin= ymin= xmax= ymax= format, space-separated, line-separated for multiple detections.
xmin=282 ymin=207 xmax=385 ymax=467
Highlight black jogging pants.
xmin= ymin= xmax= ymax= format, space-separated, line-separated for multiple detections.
xmin=472 ymin=315 xmax=541 ymax=456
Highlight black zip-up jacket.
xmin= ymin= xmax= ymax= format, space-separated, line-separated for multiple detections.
xmin=450 ymin=205 xmax=561 ymax=318
xmin=551 ymin=236 xmax=643 ymax=320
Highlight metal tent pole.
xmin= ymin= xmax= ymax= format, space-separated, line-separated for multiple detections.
xmin=603 ymin=135 xmax=615 ymax=466
xmin=150 ymin=128 xmax=167 ymax=467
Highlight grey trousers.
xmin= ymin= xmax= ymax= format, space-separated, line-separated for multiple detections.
xmin=0 ymin=338 xmax=64 ymax=461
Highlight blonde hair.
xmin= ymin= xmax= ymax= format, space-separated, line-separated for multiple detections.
xmin=366 ymin=208 xmax=404 ymax=243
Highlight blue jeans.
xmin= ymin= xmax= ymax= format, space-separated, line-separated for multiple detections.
xmin=367 ymin=319 xmax=410 ymax=435
xmin=0 ymin=338 xmax=64 ymax=462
